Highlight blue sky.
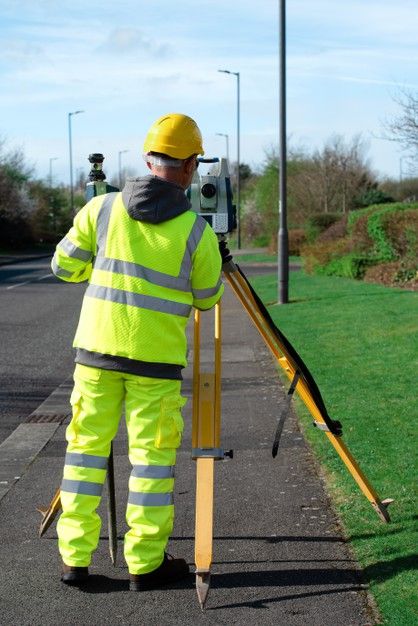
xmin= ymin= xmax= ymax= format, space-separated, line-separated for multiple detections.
xmin=1 ymin=0 xmax=417 ymax=185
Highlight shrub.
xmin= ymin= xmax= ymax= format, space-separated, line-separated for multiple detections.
xmin=350 ymin=214 xmax=374 ymax=253
xmin=364 ymin=261 xmax=417 ymax=289
xmin=367 ymin=208 xmax=398 ymax=261
xmin=306 ymin=212 xmax=342 ymax=242
xmin=318 ymin=253 xmax=373 ymax=279
xmin=301 ymin=239 xmax=352 ymax=274
xmin=288 ymin=228 xmax=306 ymax=255
xmin=301 ymin=202 xmax=418 ymax=286
xmin=381 ymin=209 xmax=418 ymax=259
xmin=317 ymin=215 xmax=348 ymax=243
xmin=253 ymin=234 xmax=271 ymax=247
xmin=354 ymin=188 xmax=394 ymax=208
xmin=349 ymin=204 xmax=418 ymax=261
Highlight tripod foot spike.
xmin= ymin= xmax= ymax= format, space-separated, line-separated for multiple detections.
xmin=373 ymin=498 xmax=394 ymax=523
xmin=196 ymin=571 xmax=210 ymax=610
xmin=37 ymin=489 xmax=62 ymax=537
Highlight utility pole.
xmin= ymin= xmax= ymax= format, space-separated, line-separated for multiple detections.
xmin=49 ymin=157 xmax=58 ymax=186
xmin=218 ymin=69 xmax=241 ymax=249
xmin=118 ymin=149 xmax=129 ymax=189
xmin=278 ymin=0 xmax=289 ymax=304
xmin=216 ymin=133 xmax=230 ymax=164
xmin=68 ymin=110 xmax=84 ymax=216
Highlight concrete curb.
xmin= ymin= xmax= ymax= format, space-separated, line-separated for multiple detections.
xmin=0 ymin=379 xmax=72 ymax=503
xmin=0 ymin=423 xmax=61 ymax=502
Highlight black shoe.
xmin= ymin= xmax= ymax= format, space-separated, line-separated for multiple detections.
xmin=129 ymin=553 xmax=190 ymax=591
xmin=61 ymin=564 xmax=89 ymax=586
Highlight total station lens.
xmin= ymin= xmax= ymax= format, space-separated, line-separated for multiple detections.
xmin=201 ymin=183 xmax=217 ymax=199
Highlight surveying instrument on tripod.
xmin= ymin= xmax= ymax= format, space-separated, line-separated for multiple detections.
xmin=38 ymin=152 xmax=392 ymax=609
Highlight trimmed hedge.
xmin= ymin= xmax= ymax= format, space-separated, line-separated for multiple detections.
xmin=301 ymin=202 xmax=418 ymax=286
xmin=306 ymin=212 xmax=341 ymax=242
xmin=316 ymin=253 xmax=373 ymax=279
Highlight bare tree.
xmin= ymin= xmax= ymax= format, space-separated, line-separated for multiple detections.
xmin=383 ymin=89 xmax=418 ymax=153
xmin=310 ymin=135 xmax=375 ymax=213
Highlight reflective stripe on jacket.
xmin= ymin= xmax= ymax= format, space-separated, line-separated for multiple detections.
xmin=52 ymin=191 xmax=223 ymax=377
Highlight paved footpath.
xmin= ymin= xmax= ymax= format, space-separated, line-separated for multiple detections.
xmin=0 ymin=269 xmax=378 ymax=626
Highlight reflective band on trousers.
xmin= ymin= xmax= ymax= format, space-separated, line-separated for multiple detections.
xmin=61 ymin=479 xmax=104 ymax=496
xmin=128 ymin=492 xmax=174 ymax=506
xmin=85 ymin=284 xmax=192 ymax=317
xmin=59 ymin=236 xmax=93 ymax=262
xmin=131 ymin=464 xmax=175 ymax=479
xmin=65 ymin=452 xmax=108 ymax=469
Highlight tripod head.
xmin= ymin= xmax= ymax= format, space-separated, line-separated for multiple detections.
xmin=87 ymin=153 xmax=106 ymax=182
xmin=85 ymin=153 xmax=119 ymax=200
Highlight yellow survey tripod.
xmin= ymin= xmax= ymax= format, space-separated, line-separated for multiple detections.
xmin=190 ymin=252 xmax=392 ymax=609
xmin=191 ymin=299 xmax=234 ymax=608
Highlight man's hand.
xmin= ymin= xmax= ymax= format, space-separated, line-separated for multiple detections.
xmin=219 ymin=240 xmax=233 ymax=264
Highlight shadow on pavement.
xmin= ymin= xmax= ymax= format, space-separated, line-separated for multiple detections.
xmin=79 ymin=573 xmax=195 ymax=594
xmin=210 ymin=585 xmax=364 ymax=611
xmin=212 ymin=567 xmax=361 ymax=590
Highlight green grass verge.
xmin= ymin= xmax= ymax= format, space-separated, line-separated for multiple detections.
xmin=249 ymin=270 xmax=417 ymax=626
xmin=235 ymin=253 xmax=300 ymax=263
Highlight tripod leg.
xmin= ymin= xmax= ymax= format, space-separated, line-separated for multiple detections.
xmin=223 ymin=263 xmax=392 ymax=522
xmin=37 ymin=488 xmax=62 ymax=538
xmin=107 ymin=442 xmax=118 ymax=564
xmin=195 ymin=454 xmax=214 ymax=608
xmin=193 ymin=303 xmax=222 ymax=609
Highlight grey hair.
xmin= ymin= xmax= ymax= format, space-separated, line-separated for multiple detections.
xmin=143 ymin=153 xmax=183 ymax=168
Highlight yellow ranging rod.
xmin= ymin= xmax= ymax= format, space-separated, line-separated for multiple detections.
xmin=192 ymin=303 xmax=230 ymax=610
xmin=37 ymin=444 xmax=118 ymax=564
xmin=222 ymin=260 xmax=393 ymax=523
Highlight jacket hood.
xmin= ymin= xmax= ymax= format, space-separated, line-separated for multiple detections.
xmin=122 ymin=175 xmax=191 ymax=224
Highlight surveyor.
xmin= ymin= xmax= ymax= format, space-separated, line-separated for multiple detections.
xmin=51 ymin=113 xmax=225 ymax=590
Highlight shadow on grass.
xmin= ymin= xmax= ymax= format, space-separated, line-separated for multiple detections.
xmin=348 ymin=514 xmax=418 ymax=541
xmin=362 ymin=553 xmax=418 ymax=584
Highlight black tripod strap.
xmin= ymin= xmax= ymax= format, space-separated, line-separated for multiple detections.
xmin=272 ymin=369 xmax=300 ymax=458
xmin=235 ymin=264 xmax=342 ymax=437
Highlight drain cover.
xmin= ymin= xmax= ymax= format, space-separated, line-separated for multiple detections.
xmin=25 ymin=413 xmax=70 ymax=424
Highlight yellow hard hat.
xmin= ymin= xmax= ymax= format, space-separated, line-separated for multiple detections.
xmin=143 ymin=113 xmax=204 ymax=159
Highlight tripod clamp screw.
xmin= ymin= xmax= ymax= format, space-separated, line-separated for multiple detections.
xmin=223 ymin=449 xmax=234 ymax=459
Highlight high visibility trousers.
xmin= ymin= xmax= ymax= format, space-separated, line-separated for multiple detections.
xmin=57 ymin=364 xmax=186 ymax=574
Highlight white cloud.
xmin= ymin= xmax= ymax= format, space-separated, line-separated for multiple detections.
xmin=98 ymin=28 xmax=170 ymax=57
xmin=0 ymin=0 xmax=416 ymax=181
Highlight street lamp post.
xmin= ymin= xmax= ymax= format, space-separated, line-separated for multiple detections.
xmin=49 ymin=157 xmax=58 ymax=186
xmin=118 ymin=150 xmax=129 ymax=189
xmin=68 ymin=110 xmax=84 ymax=215
xmin=278 ymin=0 xmax=289 ymax=304
xmin=218 ymin=69 xmax=241 ymax=249
xmin=399 ymin=156 xmax=405 ymax=183
xmin=215 ymin=133 xmax=230 ymax=163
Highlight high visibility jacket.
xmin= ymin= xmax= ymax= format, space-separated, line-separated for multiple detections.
xmin=52 ymin=180 xmax=223 ymax=379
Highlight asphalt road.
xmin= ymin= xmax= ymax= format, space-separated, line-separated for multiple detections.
xmin=0 ymin=257 xmax=84 ymax=444
xmin=0 ymin=258 xmax=378 ymax=625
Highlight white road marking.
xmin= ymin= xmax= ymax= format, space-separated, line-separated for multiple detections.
xmin=4 ymin=273 xmax=52 ymax=290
